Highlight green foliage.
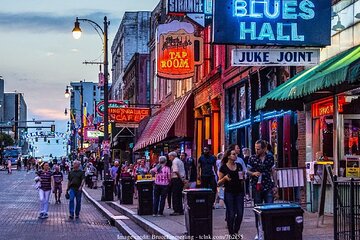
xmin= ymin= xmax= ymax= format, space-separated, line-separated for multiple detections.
xmin=0 ymin=133 xmax=15 ymax=147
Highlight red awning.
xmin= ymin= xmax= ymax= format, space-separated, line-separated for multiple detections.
xmin=134 ymin=93 xmax=192 ymax=151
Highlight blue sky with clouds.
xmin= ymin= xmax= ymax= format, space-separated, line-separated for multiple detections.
xmin=0 ymin=0 xmax=159 ymax=157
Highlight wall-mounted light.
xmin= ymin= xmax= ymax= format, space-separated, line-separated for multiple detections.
xmin=355 ymin=12 xmax=360 ymax=19
xmin=331 ymin=10 xmax=338 ymax=20
xmin=332 ymin=16 xmax=345 ymax=31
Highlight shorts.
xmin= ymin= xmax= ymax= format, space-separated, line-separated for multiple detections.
xmin=53 ymin=183 xmax=62 ymax=193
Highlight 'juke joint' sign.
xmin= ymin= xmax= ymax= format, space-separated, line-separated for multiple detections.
xmin=213 ymin=0 xmax=331 ymax=46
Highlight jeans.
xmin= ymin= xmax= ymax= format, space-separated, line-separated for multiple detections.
xmin=171 ymin=178 xmax=184 ymax=213
xmin=224 ymin=191 xmax=245 ymax=235
xmin=252 ymin=188 xmax=274 ymax=234
xmin=201 ymin=175 xmax=217 ymax=205
xmin=69 ymin=188 xmax=82 ymax=216
xmin=39 ymin=189 xmax=51 ymax=214
xmin=153 ymin=184 xmax=168 ymax=215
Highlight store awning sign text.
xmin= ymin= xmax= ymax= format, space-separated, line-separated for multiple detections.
xmin=96 ymin=100 xmax=128 ymax=116
xmin=232 ymin=49 xmax=320 ymax=66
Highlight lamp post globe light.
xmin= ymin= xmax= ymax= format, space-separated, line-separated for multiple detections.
xmin=72 ymin=16 xmax=110 ymax=177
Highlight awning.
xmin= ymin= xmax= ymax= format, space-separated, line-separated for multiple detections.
xmin=256 ymin=45 xmax=360 ymax=111
xmin=134 ymin=93 xmax=192 ymax=151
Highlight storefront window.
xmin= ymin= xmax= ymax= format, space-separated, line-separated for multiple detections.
xmin=313 ymin=115 xmax=334 ymax=160
xmin=344 ymin=119 xmax=360 ymax=156
xmin=238 ymin=85 xmax=246 ymax=121
xmin=229 ymin=89 xmax=237 ymax=124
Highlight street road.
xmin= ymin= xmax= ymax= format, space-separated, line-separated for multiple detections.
xmin=0 ymin=169 xmax=122 ymax=240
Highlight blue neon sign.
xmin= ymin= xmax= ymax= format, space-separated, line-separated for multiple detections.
xmin=213 ymin=0 xmax=331 ymax=46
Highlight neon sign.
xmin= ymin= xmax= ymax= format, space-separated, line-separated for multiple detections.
xmin=109 ymin=107 xmax=150 ymax=123
xmin=157 ymin=21 xmax=203 ymax=79
xmin=312 ymin=97 xmax=345 ymax=118
xmin=213 ymin=0 xmax=331 ymax=46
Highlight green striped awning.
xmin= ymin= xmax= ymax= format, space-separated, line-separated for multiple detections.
xmin=256 ymin=45 xmax=360 ymax=110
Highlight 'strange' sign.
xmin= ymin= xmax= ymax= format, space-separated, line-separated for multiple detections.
xmin=213 ymin=0 xmax=331 ymax=46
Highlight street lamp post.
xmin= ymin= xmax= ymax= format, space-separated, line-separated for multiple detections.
xmin=72 ymin=16 xmax=110 ymax=176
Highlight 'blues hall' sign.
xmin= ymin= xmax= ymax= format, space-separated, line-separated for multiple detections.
xmin=213 ymin=0 xmax=331 ymax=46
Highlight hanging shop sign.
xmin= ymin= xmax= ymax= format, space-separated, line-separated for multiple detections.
xmin=213 ymin=0 xmax=331 ymax=46
xmin=96 ymin=100 xmax=128 ymax=116
xmin=109 ymin=107 xmax=150 ymax=123
xmin=232 ymin=48 xmax=320 ymax=66
xmin=84 ymin=129 xmax=104 ymax=141
xmin=166 ymin=0 xmax=213 ymax=27
xmin=157 ymin=20 xmax=203 ymax=79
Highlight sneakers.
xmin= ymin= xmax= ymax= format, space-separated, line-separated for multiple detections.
xmin=254 ymin=234 xmax=259 ymax=240
xmin=69 ymin=215 xmax=74 ymax=219
xmin=38 ymin=213 xmax=48 ymax=219
xmin=156 ymin=214 xmax=164 ymax=217
xmin=152 ymin=214 xmax=156 ymax=217
xmin=75 ymin=215 xmax=79 ymax=219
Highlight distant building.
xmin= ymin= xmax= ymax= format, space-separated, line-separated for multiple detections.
xmin=4 ymin=92 xmax=27 ymax=142
xmin=111 ymin=11 xmax=151 ymax=100
xmin=68 ymin=81 xmax=102 ymax=151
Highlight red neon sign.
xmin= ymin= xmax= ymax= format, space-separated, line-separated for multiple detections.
xmin=109 ymin=107 xmax=150 ymax=123
xmin=312 ymin=96 xmax=345 ymax=118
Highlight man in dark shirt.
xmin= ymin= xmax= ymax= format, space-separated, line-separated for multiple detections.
xmin=197 ymin=146 xmax=217 ymax=206
xmin=247 ymin=139 xmax=276 ymax=240
xmin=67 ymin=160 xmax=85 ymax=219
xmin=52 ymin=165 xmax=63 ymax=204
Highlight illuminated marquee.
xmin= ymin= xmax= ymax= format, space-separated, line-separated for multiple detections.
xmin=157 ymin=20 xmax=203 ymax=79
xmin=109 ymin=107 xmax=150 ymax=123
xmin=213 ymin=0 xmax=331 ymax=46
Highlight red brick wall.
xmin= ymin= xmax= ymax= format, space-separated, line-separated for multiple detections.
xmin=297 ymin=110 xmax=306 ymax=167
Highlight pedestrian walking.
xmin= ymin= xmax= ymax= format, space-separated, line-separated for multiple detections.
xmin=37 ymin=162 xmax=53 ymax=219
xmin=215 ymin=152 xmax=225 ymax=209
xmin=169 ymin=151 xmax=185 ymax=216
xmin=7 ymin=158 xmax=12 ymax=174
xmin=218 ymin=149 xmax=245 ymax=239
xmin=242 ymin=148 xmax=251 ymax=202
xmin=150 ymin=156 xmax=171 ymax=216
xmin=197 ymin=146 xmax=217 ymax=206
xmin=247 ymin=139 xmax=277 ymax=240
xmin=67 ymin=160 xmax=85 ymax=219
xmin=110 ymin=161 xmax=120 ymax=196
xmin=52 ymin=165 xmax=63 ymax=204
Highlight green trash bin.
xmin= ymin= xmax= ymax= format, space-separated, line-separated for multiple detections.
xmin=253 ymin=203 xmax=304 ymax=240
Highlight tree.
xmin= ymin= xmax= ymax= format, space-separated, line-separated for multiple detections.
xmin=0 ymin=133 xmax=15 ymax=147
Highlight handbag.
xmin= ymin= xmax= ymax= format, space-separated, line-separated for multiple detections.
xmin=65 ymin=191 xmax=70 ymax=200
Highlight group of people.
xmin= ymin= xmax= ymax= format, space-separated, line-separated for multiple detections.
xmin=111 ymin=140 xmax=276 ymax=239
xmin=34 ymin=160 xmax=85 ymax=220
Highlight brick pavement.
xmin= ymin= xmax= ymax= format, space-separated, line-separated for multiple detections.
xmin=86 ymin=180 xmax=334 ymax=240
xmin=0 ymin=170 xmax=122 ymax=240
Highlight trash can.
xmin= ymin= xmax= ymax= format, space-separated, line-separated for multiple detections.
xmin=101 ymin=179 xmax=114 ymax=201
xmin=253 ymin=203 xmax=304 ymax=240
xmin=120 ymin=177 xmax=134 ymax=204
xmin=136 ymin=180 xmax=154 ymax=215
xmin=183 ymin=188 xmax=213 ymax=239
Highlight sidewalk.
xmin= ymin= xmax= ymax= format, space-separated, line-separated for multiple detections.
xmin=84 ymin=180 xmax=334 ymax=240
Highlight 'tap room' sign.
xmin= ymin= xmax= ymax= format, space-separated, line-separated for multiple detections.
xmin=213 ymin=0 xmax=331 ymax=46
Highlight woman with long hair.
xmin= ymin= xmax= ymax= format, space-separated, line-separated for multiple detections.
xmin=218 ymin=149 xmax=245 ymax=239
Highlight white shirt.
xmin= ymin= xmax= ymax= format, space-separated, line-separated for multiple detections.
xmin=171 ymin=157 xmax=185 ymax=179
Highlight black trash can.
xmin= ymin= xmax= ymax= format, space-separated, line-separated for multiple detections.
xmin=253 ymin=203 xmax=304 ymax=240
xmin=136 ymin=180 xmax=154 ymax=215
xmin=120 ymin=177 xmax=134 ymax=204
xmin=183 ymin=188 xmax=213 ymax=239
xmin=101 ymin=179 xmax=114 ymax=201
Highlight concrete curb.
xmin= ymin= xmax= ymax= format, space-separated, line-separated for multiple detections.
xmin=83 ymin=189 xmax=142 ymax=240
xmin=109 ymin=202 xmax=178 ymax=240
